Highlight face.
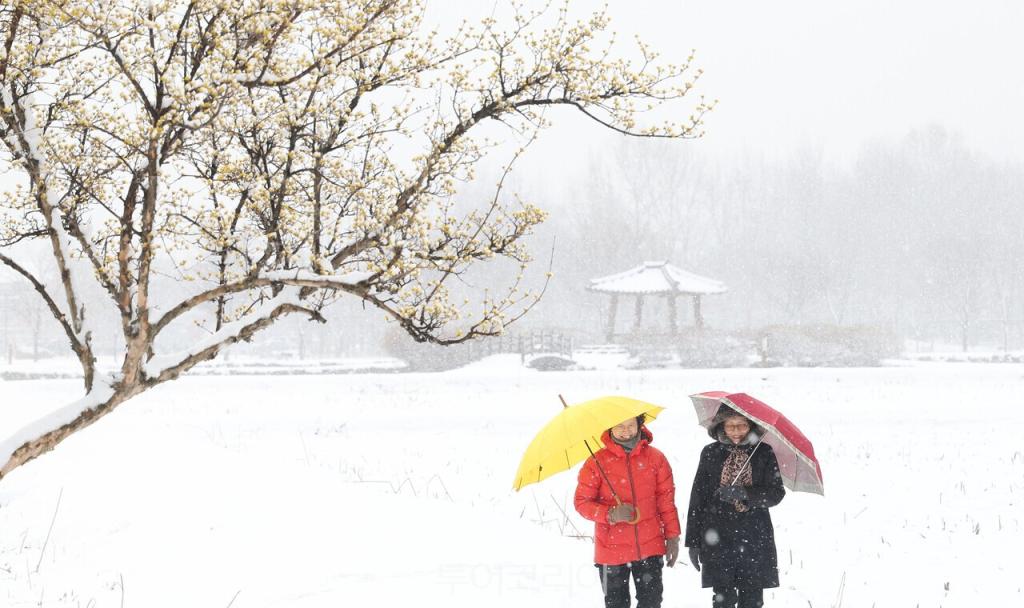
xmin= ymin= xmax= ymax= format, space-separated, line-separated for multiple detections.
xmin=611 ymin=417 xmax=639 ymax=442
xmin=722 ymin=415 xmax=751 ymax=444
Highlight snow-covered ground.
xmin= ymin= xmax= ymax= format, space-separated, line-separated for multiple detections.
xmin=0 ymin=358 xmax=1019 ymax=607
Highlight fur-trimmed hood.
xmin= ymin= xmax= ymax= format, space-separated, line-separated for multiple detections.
xmin=708 ymin=403 xmax=764 ymax=443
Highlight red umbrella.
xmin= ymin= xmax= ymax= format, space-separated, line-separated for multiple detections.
xmin=690 ymin=391 xmax=824 ymax=496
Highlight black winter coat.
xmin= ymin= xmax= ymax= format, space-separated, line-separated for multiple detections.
xmin=684 ymin=441 xmax=785 ymax=589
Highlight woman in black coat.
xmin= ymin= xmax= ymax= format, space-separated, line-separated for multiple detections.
xmin=685 ymin=404 xmax=785 ymax=608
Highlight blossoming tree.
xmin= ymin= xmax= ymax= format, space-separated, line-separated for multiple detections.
xmin=0 ymin=0 xmax=709 ymax=479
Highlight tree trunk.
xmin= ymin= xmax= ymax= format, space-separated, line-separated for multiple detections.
xmin=0 ymin=384 xmax=143 ymax=480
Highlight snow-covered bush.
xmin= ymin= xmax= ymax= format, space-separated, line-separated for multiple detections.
xmin=758 ymin=325 xmax=899 ymax=367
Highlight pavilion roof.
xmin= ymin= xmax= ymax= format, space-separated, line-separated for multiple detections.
xmin=588 ymin=261 xmax=728 ymax=296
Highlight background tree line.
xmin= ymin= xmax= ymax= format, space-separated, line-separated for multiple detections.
xmin=517 ymin=124 xmax=1024 ymax=353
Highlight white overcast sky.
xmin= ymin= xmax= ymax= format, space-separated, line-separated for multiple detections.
xmin=434 ymin=0 xmax=1024 ymax=164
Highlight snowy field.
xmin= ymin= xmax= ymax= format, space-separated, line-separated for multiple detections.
xmin=0 ymin=359 xmax=1020 ymax=607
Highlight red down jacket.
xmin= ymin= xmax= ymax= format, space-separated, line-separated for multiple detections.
xmin=574 ymin=427 xmax=681 ymax=565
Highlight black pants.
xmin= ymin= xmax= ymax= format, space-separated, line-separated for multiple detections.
xmin=712 ymin=586 xmax=764 ymax=608
xmin=596 ymin=556 xmax=664 ymax=608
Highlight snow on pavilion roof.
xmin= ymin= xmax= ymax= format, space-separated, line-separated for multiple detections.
xmin=588 ymin=261 xmax=728 ymax=296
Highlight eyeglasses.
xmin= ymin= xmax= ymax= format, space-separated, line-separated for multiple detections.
xmin=723 ymin=422 xmax=750 ymax=431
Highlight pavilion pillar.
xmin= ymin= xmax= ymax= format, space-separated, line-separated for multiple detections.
xmin=693 ymin=295 xmax=704 ymax=330
xmin=633 ymin=295 xmax=645 ymax=333
xmin=606 ymin=294 xmax=619 ymax=342
xmin=668 ymin=294 xmax=678 ymax=335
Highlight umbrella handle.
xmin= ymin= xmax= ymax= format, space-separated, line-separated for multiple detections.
xmin=730 ymin=437 xmax=765 ymax=486
xmin=577 ymin=416 xmax=640 ymax=525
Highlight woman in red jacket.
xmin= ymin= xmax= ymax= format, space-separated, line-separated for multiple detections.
xmin=574 ymin=414 xmax=681 ymax=608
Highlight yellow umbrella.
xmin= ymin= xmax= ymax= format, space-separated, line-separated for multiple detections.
xmin=512 ymin=394 xmax=665 ymax=498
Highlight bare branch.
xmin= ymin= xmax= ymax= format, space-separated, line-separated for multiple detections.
xmin=147 ymin=298 xmax=326 ymax=385
xmin=0 ymin=252 xmax=92 ymax=383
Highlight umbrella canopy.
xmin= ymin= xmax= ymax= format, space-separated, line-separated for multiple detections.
xmin=513 ymin=395 xmax=664 ymax=492
xmin=690 ymin=391 xmax=824 ymax=495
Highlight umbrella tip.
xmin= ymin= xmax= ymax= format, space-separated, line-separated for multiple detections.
xmin=558 ymin=394 xmax=569 ymax=409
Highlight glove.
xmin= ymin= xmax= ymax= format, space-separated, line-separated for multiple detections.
xmin=688 ymin=547 xmax=701 ymax=572
xmin=665 ymin=537 xmax=680 ymax=567
xmin=607 ymin=503 xmax=636 ymax=524
xmin=716 ymin=485 xmax=748 ymax=503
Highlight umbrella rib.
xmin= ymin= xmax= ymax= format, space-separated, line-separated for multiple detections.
xmin=715 ymin=398 xmax=824 ymax=494
xmin=760 ymin=428 xmax=822 ymax=485
xmin=751 ymin=427 xmax=823 ymax=492
xmin=722 ymin=406 xmax=822 ymax=484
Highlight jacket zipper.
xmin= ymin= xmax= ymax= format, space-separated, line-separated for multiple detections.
xmin=625 ymin=452 xmax=642 ymax=561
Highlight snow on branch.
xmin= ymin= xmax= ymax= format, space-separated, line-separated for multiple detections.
xmin=149 ymin=270 xmax=372 ymax=340
xmin=0 ymin=375 xmax=117 ymax=470
xmin=143 ymin=288 xmax=323 ymax=383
